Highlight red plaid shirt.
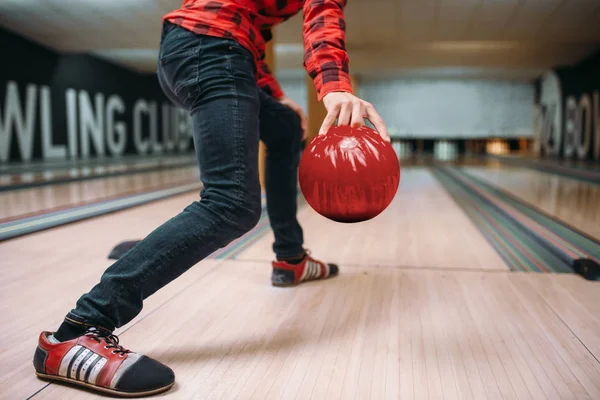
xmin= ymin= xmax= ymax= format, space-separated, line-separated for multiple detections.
xmin=163 ymin=0 xmax=352 ymax=101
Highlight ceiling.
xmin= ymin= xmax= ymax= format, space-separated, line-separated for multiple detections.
xmin=1 ymin=0 xmax=599 ymax=81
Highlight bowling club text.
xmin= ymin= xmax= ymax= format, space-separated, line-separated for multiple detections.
xmin=1 ymin=81 xmax=193 ymax=162
xmin=539 ymin=87 xmax=600 ymax=161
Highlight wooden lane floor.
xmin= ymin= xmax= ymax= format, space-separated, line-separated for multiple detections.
xmin=7 ymin=266 xmax=600 ymax=399
xmin=238 ymin=168 xmax=508 ymax=271
xmin=463 ymin=165 xmax=600 ymax=241
xmin=0 ymin=191 xmax=208 ymax=399
xmin=0 ymin=155 xmax=198 ymax=189
xmin=0 ymin=167 xmax=199 ymax=222
xmin=22 ymin=265 xmax=600 ymax=400
xmin=2 ymin=167 xmax=600 ymax=399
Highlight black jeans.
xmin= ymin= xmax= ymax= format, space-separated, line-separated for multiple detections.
xmin=66 ymin=23 xmax=304 ymax=332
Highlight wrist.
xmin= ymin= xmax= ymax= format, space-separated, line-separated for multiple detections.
xmin=319 ymin=87 xmax=353 ymax=102
xmin=322 ymin=90 xmax=352 ymax=103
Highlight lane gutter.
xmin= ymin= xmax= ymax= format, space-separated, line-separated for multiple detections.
xmin=0 ymin=182 xmax=202 ymax=242
xmin=0 ymin=161 xmax=198 ymax=192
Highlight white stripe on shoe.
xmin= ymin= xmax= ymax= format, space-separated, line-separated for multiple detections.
xmin=301 ymin=260 xmax=324 ymax=281
xmin=79 ymin=353 xmax=100 ymax=382
xmin=59 ymin=346 xmax=83 ymax=377
xmin=88 ymin=357 xmax=108 ymax=385
xmin=69 ymin=348 xmax=92 ymax=379
xmin=313 ymin=261 xmax=321 ymax=278
xmin=74 ymin=349 xmax=94 ymax=380
xmin=57 ymin=345 xmax=109 ymax=384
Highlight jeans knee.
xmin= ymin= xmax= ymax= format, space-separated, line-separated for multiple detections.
xmin=192 ymin=187 xmax=261 ymax=242
xmin=226 ymin=196 xmax=262 ymax=234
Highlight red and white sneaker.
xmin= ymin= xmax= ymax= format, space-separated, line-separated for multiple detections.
xmin=33 ymin=328 xmax=174 ymax=397
xmin=271 ymin=251 xmax=339 ymax=287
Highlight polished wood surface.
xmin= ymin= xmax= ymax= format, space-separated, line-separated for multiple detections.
xmin=1 ymin=192 xmax=203 ymax=399
xmin=464 ymin=166 xmax=600 ymax=240
xmin=2 ymin=166 xmax=599 ymax=399
xmin=0 ymin=155 xmax=197 ymax=189
xmin=239 ymin=168 xmax=508 ymax=270
xmin=0 ymin=167 xmax=199 ymax=222
xmin=3 ymin=256 xmax=599 ymax=399
xmin=30 ymin=267 xmax=600 ymax=400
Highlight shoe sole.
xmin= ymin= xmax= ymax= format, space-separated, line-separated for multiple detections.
xmin=36 ymin=372 xmax=174 ymax=398
xmin=271 ymin=271 xmax=339 ymax=287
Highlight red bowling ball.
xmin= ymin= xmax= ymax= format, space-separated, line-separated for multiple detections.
xmin=299 ymin=125 xmax=400 ymax=223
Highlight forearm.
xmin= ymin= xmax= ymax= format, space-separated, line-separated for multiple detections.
xmin=303 ymin=0 xmax=353 ymax=101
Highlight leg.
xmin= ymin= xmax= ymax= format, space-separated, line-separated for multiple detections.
xmin=34 ymin=24 xmax=262 ymax=397
xmin=67 ymin=26 xmax=262 ymax=332
xmin=258 ymin=91 xmax=339 ymax=286
xmin=258 ymin=89 xmax=305 ymax=259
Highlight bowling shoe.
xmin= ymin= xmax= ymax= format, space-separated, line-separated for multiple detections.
xmin=271 ymin=251 xmax=339 ymax=287
xmin=33 ymin=327 xmax=174 ymax=397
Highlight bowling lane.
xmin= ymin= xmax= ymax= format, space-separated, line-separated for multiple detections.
xmin=17 ymin=265 xmax=600 ymax=400
xmin=0 ymin=167 xmax=199 ymax=222
xmin=3 ymin=168 xmax=599 ymax=400
xmin=238 ymin=168 xmax=509 ymax=271
xmin=0 ymin=154 xmax=197 ymax=189
xmin=463 ymin=165 xmax=600 ymax=241
xmin=0 ymin=190 xmax=209 ymax=398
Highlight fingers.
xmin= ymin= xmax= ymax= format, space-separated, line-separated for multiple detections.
xmin=337 ymin=101 xmax=352 ymax=126
xmin=319 ymin=103 xmax=340 ymax=135
xmin=318 ymin=93 xmax=388 ymax=142
xmin=351 ymin=101 xmax=364 ymax=128
xmin=365 ymin=103 xmax=390 ymax=142
xmin=321 ymin=100 xmax=363 ymax=135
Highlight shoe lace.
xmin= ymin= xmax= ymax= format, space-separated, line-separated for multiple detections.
xmin=85 ymin=327 xmax=131 ymax=356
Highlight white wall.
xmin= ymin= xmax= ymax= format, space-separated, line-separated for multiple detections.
xmin=277 ymin=76 xmax=535 ymax=140
xmin=360 ymin=79 xmax=535 ymax=139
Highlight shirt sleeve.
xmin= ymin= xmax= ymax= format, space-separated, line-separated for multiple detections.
xmin=303 ymin=0 xmax=353 ymax=101
xmin=256 ymin=59 xmax=284 ymax=99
